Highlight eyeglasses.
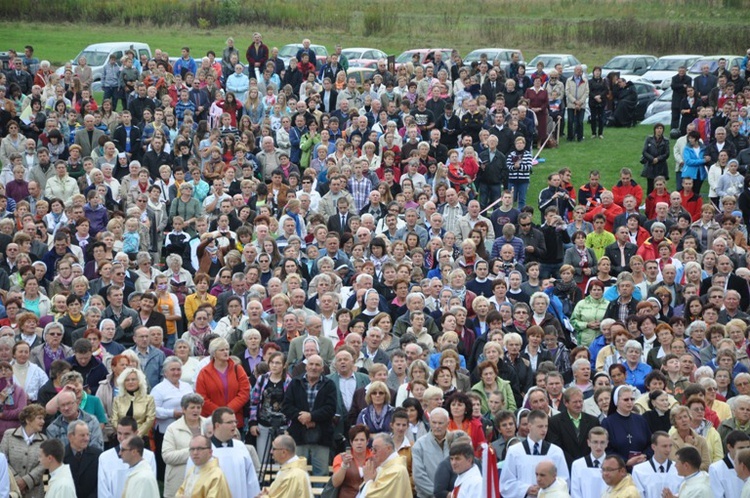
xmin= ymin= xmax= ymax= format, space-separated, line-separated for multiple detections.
xmin=372 ymin=391 xmax=385 ymax=395
xmin=519 ymin=223 xmax=531 ymax=227
xmin=47 ymin=332 xmax=62 ymax=336
xmin=189 ymin=447 xmax=210 ymax=452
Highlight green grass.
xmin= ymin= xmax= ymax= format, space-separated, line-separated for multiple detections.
xmin=529 ymin=125 xmax=655 ymax=218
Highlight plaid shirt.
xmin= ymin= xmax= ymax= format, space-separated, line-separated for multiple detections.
xmin=248 ymin=372 xmax=292 ymax=424
xmin=348 ymin=176 xmax=372 ymax=212
xmin=304 ymin=373 xmax=323 ymax=409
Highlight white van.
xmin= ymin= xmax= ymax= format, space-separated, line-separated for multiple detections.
xmin=55 ymin=42 xmax=151 ymax=83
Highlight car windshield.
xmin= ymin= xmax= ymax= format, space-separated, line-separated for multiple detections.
xmin=689 ymin=59 xmax=719 ymax=73
xmin=657 ymin=88 xmax=672 ymax=101
xmin=651 ymin=58 xmax=690 ymax=71
xmin=465 ymin=50 xmax=498 ymax=63
xmin=604 ymin=57 xmax=636 ymax=70
xmin=278 ymin=46 xmax=300 ymax=58
xmin=341 ymin=50 xmax=362 ymax=60
xmin=530 ymin=56 xmax=561 ymax=68
xmin=74 ymin=50 xmax=110 ymax=66
xmin=396 ymin=52 xmax=416 ymax=63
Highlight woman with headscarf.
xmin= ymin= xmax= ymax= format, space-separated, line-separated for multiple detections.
xmin=601 ymin=385 xmax=651 ymax=468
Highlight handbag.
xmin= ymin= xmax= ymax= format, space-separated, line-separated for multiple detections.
xmin=320 ymin=477 xmax=340 ymax=498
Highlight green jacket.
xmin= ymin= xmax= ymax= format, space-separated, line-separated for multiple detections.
xmin=570 ymin=296 xmax=609 ymax=347
xmin=471 ymin=378 xmax=517 ymax=415
xmin=299 ymin=133 xmax=321 ymax=169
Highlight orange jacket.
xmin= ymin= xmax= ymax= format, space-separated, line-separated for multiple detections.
xmin=196 ymin=358 xmax=251 ymax=427
xmin=584 ymin=202 xmax=624 ymax=232
xmin=611 ymin=180 xmax=644 ymax=207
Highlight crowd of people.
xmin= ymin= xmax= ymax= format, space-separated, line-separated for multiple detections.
xmin=0 ymin=35 xmax=750 ymax=497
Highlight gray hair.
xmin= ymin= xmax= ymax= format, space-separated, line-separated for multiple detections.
xmin=162 ymin=356 xmax=183 ymax=374
xmin=624 ymin=340 xmax=642 ymax=353
xmin=136 ymin=251 xmax=152 ymax=265
xmin=43 ymin=321 xmax=65 ymax=340
xmin=208 ymin=338 xmax=230 ymax=358
xmin=430 ymin=407 xmax=450 ymax=420
xmin=571 ymin=358 xmax=590 ymax=374
xmin=180 ymin=393 xmax=205 ymax=410
xmin=242 ymin=328 xmax=262 ymax=341
xmin=60 ymin=371 xmax=84 ymax=386
xmin=67 ymin=420 xmax=89 ymax=437
xmin=685 ymin=321 xmax=707 ymax=336
xmin=166 ymin=254 xmax=183 ymax=267
xmin=372 ymin=432 xmax=395 ymax=451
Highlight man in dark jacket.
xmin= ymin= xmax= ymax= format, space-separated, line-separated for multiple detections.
xmin=605 ymin=226 xmax=638 ymax=275
xmin=141 ymin=135 xmax=172 ymax=178
xmin=435 ymin=105 xmax=461 ymax=149
xmin=539 ymin=208 xmax=571 ymax=279
xmin=67 ymin=339 xmax=109 ymax=394
xmin=477 ymin=135 xmax=507 ymax=210
xmin=546 ymin=387 xmax=600 ymax=471
xmin=64 ymin=420 xmax=101 ymax=498
xmin=518 ymin=212 xmax=547 ymax=264
xmin=670 ymin=67 xmax=692 ymax=131
xmin=604 ymin=275 xmax=638 ymax=321
xmin=282 ymin=355 xmax=337 ymax=476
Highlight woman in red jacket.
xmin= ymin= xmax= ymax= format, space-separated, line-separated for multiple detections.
xmin=446 ymin=391 xmax=486 ymax=456
xmin=645 ymin=176 xmax=671 ymax=219
xmin=196 ymin=337 xmax=250 ymax=427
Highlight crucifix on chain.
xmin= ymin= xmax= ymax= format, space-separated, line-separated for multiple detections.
xmin=626 ymin=433 xmax=633 ymax=444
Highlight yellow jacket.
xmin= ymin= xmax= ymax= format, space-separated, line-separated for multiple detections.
xmin=111 ymin=392 xmax=156 ymax=438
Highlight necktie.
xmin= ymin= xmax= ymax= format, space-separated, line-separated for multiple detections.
xmin=659 ymin=465 xmax=665 ymax=473
xmin=593 ymin=460 xmax=599 ymax=468
xmin=533 ymin=442 xmax=540 ymax=455
xmin=341 ymin=215 xmax=346 ymax=228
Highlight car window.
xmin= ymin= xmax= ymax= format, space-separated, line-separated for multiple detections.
xmin=112 ymin=51 xmax=123 ymax=62
xmin=364 ymin=51 xmax=376 ymax=60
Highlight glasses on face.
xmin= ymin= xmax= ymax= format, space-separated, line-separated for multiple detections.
xmin=189 ymin=446 xmax=210 ymax=452
xmin=372 ymin=391 xmax=385 ymax=396
xmin=520 ymin=223 xmax=531 ymax=227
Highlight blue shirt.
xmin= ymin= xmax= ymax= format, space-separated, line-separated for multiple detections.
xmin=624 ymin=362 xmax=652 ymax=392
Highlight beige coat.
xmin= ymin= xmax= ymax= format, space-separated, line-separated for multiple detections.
xmin=162 ymin=415 xmax=209 ymax=498
xmin=0 ymin=426 xmax=47 ymax=498
xmin=111 ymin=391 xmax=156 ymax=438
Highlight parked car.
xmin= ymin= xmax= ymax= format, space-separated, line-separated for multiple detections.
xmin=464 ymin=48 xmax=524 ymax=72
xmin=341 ymin=47 xmax=388 ymax=68
xmin=346 ymin=67 xmax=376 ymax=91
xmin=395 ymin=48 xmax=455 ymax=68
xmin=641 ymin=54 xmax=703 ymax=89
xmin=641 ymin=110 xmax=672 ymax=126
xmin=687 ymin=55 xmax=744 ymax=77
xmin=619 ymin=75 xmax=661 ymax=121
xmin=644 ymin=88 xmax=673 ymax=119
xmin=528 ymin=53 xmax=587 ymax=78
xmin=0 ymin=52 xmax=12 ymax=72
xmin=278 ymin=43 xmax=329 ymax=70
xmin=54 ymin=42 xmax=151 ymax=82
xmin=600 ymin=54 xmax=657 ymax=78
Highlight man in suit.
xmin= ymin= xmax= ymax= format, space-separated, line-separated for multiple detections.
xmin=74 ymin=114 xmax=105 ymax=157
xmin=7 ymin=58 xmax=33 ymax=94
xmin=319 ymin=77 xmax=338 ymax=114
xmin=111 ymin=110 xmax=142 ymax=162
xmin=64 ymin=420 xmax=101 ymax=498
xmin=215 ymin=272 xmax=249 ymax=318
xmin=327 ymin=196 xmax=352 ymax=235
xmin=648 ymin=264 xmax=684 ymax=307
xmin=700 ymin=254 xmax=750 ymax=311
xmin=287 ymin=315 xmax=335 ymax=366
xmin=546 ymin=387 xmax=600 ymax=471
xmin=605 ymin=226 xmax=638 ymax=276
xmin=329 ymin=347 xmax=370 ymax=439
xmin=481 ymin=69 xmax=502 ymax=104
xmin=613 ymin=195 xmax=647 ymax=230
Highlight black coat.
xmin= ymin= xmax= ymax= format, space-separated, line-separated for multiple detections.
xmin=112 ymin=124 xmax=143 ymax=164
xmin=670 ymin=74 xmax=692 ymax=109
xmin=435 ymin=113 xmax=461 ymax=149
xmin=478 ymin=148 xmax=507 ymax=187
xmin=700 ymin=273 xmax=750 ymax=311
xmin=588 ymin=77 xmax=608 ymax=109
xmin=546 ymin=407 xmax=601 ymax=470
xmin=141 ymin=148 xmax=173 ymax=178
xmin=282 ymin=375 xmax=337 ymax=448
xmin=603 ymin=298 xmax=639 ymax=320
xmin=604 ymin=241 xmax=638 ymax=275
xmin=64 ymin=445 xmax=101 ymax=498
xmin=641 ymin=135 xmax=670 ymax=179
